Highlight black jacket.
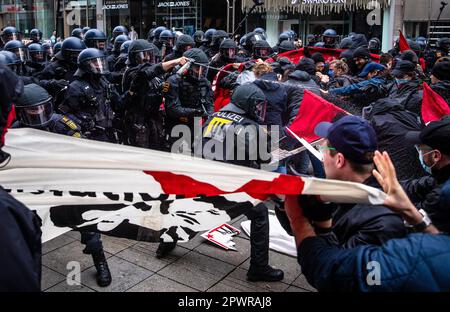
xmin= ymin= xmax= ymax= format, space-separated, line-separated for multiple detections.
xmin=0 ymin=186 xmax=42 ymax=292
xmin=363 ymin=99 xmax=426 ymax=180
xmin=431 ymin=80 xmax=450 ymax=105
xmin=402 ymin=165 xmax=450 ymax=234
xmin=388 ymin=80 xmax=423 ymax=116
xmin=252 ymin=72 xmax=289 ymax=128
xmin=284 ymin=70 xmax=321 ymax=125
xmin=328 ymin=176 xmax=408 ymax=249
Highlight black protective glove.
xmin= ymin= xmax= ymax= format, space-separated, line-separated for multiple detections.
xmin=275 ymin=203 xmax=293 ymax=236
xmin=298 ymin=195 xmax=336 ymax=222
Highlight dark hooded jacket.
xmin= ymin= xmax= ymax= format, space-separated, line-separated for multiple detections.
xmin=431 ymin=80 xmax=450 ymax=105
xmin=363 ymin=98 xmax=426 ymax=180
xmin=388 ymin=80 xmax=423 ymax=116
xmin=252 ymin=72 xmax=288 ymax=127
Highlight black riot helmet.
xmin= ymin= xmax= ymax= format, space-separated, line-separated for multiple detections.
xmin=174 ymin=34 xmax=195 ymax=53
xmin=84 ymin=29 xmax=107 ymax=50
xmin=193 ymin=30 xmax=204 ymax=45
xmin=160 ymin=30 xmax=175 ymax=47
xmin=71 ymin=27 xmax=84 ymax=39
xmin=82 ymin=27 xmax=91 ymax=34
xmin=278 ymin=40 xmax=296 ymax=54
xmin=219 ymin=39 xmax=237 ymax=62
xmin=120 ymin=40 xmax=132 ymax=55
xmin=1 ymin=26 xmax=21 ymax=44
xmin=42 ymin=42 xmax=53 ymax=60
xmin=77 ymin=48 xmax=109 ymax=75
xmin=254 ymin=27 xmax=267 ymax=40
xmin=211 ymin=30 xmax=229 ymax=48
xmin=147 ymin=28 xmax=156 ymax=42
xmin=278 ymin=32 xmax=292 ymax=45
xmin=368 ymin=37 xmax=381 ymax=54
xmin=416 ymin=37 xmax=427 ymax=52
xmin=0 ymin=50 xmax=21 ymax=73
xmin=29 ymin=28 xmax=43 ymax=43
xmin=223 ymin=83 xmax=267 ymax=123
xmin=53 ymin=42 xmax=62 ymax=55
xmin=4 ymin=40 xmax=29 ymax=63
xmin=253 ymin=40 xmax=272 ymax=60
xmin=203 ymin=28 xmax=217 ymax=44
xmin=242 ymin=32 xmax=264 ymax=53
xmin=112 ymin=25 xmax=128 ymax=39
xmin=437 ymin=37 xmax=450 ymax=52
xmin=183 ymin=48 xmax=209 ymax=81
xmin=28 ymin=43 xmax=47 ymax=64
xmin=113 ymin=34 xmax=130 ymax=53
xmin=128 ymin=39 xmax=159 ymax=66
xmin=153 ymin=26 xmax=168 ymax=42
xmin=61 ymin=36 xmax=86 ymax=64
xmin=406 ymin=39 xmax=422 ymax=56
xmin=14 ymin=83 xmax=53 ymax=127
xmin=323 ymin=29 xmax=337 ymax=46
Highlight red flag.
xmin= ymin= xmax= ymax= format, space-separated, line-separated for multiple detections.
xmin=288 ymin=90 xmax=349 ymax=143
xmin=399 ymin=31 xmax=411 ymax=53
xmin=422 ymin=82 xmax=450 ymax=124
xmin=1 ymin=105 xmax=15 ymax=148
xmin=213 ymin=63 xmax=239 ymax=112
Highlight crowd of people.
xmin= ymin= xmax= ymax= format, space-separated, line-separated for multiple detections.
xmin=0 ymin=24 xmax=449 ymax=292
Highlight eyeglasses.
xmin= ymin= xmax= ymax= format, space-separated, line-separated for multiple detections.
xmin=414 ymin=145 xmax=435 ymax=157
xmin=318 ymin=145 xmax=336 ymax=154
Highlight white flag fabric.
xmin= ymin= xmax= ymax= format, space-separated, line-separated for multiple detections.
xmin=0 ymin=128 xmax=387 ymax=243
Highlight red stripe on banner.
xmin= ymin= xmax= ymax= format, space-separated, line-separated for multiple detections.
xmin=1 ymin=105 xmax=16 ymax=147
xmin=144 ymin=171 xmax=305 ymax=200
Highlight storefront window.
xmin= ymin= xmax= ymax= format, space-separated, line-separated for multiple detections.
xmin=155 ymin=0 xmax=201 ymax=35
xmin=104 ymin=0 xmax=130 ymax=39
xmin=0 ymin=0 xmax=55 ymax=41
xmin=62 ymin=0 xmax=96 ymax=38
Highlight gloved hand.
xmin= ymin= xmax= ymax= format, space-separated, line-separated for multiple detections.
xmin=298 ymin=195 xmax=336 ymax=222
xmin=50 ymin=79 xmax=69 ymax=90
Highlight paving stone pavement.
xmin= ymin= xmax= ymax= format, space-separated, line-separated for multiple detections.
xmin=42 ymin=218 xmax=317 ymax=293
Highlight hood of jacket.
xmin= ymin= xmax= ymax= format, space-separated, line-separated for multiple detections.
xmin=288 ymin=70 xmax=311 ymax=82
xmin=253 ymin=72 xmax=280 ymax=91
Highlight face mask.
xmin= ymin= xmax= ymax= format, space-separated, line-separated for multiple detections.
xmin=418 ymin=148 xmax=436 ymax=174
xmin=328 ymin=69 xmax=334 ymax=78
xmin=395 ymin=78 xmax=409 ymax=85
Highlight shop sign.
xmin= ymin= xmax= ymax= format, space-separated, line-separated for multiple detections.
xmin=157 ymin=1 xmax=191 ymax=8
xmin=291 ymin=0 xmax=347 ymax=4
xmin=103 ymin=0 xmax=129 ymax=10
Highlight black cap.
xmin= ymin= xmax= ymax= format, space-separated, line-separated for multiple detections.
xmin=352 ymin=47 xmax=371 ymax=60
xmin=296 ymin=57 xmax=316 ymax=75
xmin=315 ymin=116 xmax=378 ymax=164
xmin=311 ymin=52 xmax=325 ymax=64
xmin=392 ymin=60 xmax=416 ymax=77
xmin=405 ymin=118 xmax=450 ymax=155
xmin=431 ymin=61 xmax=450 ymax=81
xmin=400 ymin=50 xmax=419 ymax=65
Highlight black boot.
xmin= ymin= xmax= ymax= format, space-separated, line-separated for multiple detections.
xmin=156 ymin=241 xmax=177 ymax=259
xmin=91 ymin=250 xmax=112 ymax=287
xmin=247 ymin=264 xmax=284 ymax=282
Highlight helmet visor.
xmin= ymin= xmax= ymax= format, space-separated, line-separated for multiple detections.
xmin=256 ymin=47 xmax=271 ymax=58
xmin=17 ymin=100 xmax=53 ymax=127
xmin=30 ymin=51 xmax=46 ymax=63
xmin=222 ymin=48 xmax=236 ymax=59
xmin=85 ymin=57 xmax=109 ymax=75
xmin=190 ymin=64 xmax=206 ymax=80
xmin=13 ymin=48 xmax=29 ymax=62
xmin=136 ymin=50 xmax=156 ymax=64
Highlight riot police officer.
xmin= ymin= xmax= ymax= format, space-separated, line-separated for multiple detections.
xmin=42 ymin=42 xmax=53 ymax=62
xmin=13 ymin=83 xmax=112 ymax=287
xmin=164 ymin=34 xmax=194 ymax=62
xmin=28 ymin=28 xmax=43 ymax=45
xmin=1 ymin=26 xmax=21 ymax=46
xmin=159 ymin=29 xmax=175 ymax=60
xmin=196 ymin=83 xmax=284 ymax=282
xmin=3 ymin=40 xmax=30 ymax=76
xmin=193 ymin=30 xmax=204 ymax=48
xmin=84 ymin=29 xmax=107 ymax=52
xmin=27 ymin=43 xmax=48 ymax=76
xmin=208 ymin=30 xmax=229 ymax=58
xmin=0 ymin=51 xmax=21 ymax=73
xmin=152 ymin=26 xmax=168 ymax=50
xmin=253 ymin=40 xmax=272 ymax=61
xmin=122 ymin=39 xmax=186 ymax=149
xmin=60 ymin=48 xmax=121 ymax=143
xmin=320 ymin=29 xmax=338 ymax=49
xmin=113 ymin=40 xmax=132 ymax=75
xmin=109 ymin=25 xmax=128 ymax=54
xmin=71 ymin=27 xmax=84 ymax=40
xmin=368 ymin=37 xmax=381 ymax=55
xmin=207 ymin=38 xmax=238 ymax=82
xmin=106 ymin=34 xmax=129 ymax=71
xmin=200 ymin=28 xmax=216 ymax=53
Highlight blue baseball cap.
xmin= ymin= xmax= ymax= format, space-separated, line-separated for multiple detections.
xmin=358 ymin=62 xmax=385 ymax=78
xmin=314 ymin=116 xmax=378 ymax=164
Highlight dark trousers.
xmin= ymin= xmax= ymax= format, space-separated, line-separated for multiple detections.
xmin=245 ymin=202 xmax=269 ymax=268
xmin=80 ymin=232 xmax=103 ymax=254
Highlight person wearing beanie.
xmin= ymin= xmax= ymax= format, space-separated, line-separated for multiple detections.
xmin=296 ymin=57 xmax=321 ymax=85
xmin=431 ymin=60 xmax=450 ymax=104
xmin=352 ymin=47 xmax=371 ymax=76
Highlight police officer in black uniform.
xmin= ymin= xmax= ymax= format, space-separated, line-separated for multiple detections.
xmin=1 ymin=26 xmax=21 ymax=48
xmin=200 ymin=28 xmax=216 ymax=54
xmin=197 ymin=83 xmax=284 ymax=282
xmin=84 ymin=29 xmax=108 ymax=52
xmin=152 ymin=26 xmax=168 ymax=50
xmin=71 ymin=27 xmax=84 ymax=40
xmin=109 ymin=25 xmax=128 ymax=54
xmin=158 ymin=48 xmax=213 ymax=257
xmin=207 ymin=38 xmax=239 ymax=82
xmin=164 ymin=34 xmax=194 ymax=62
xmin=3 ymin=40 xmax=30 ymax=76
xmin=27 ymin=43 xmax=48 ymax=76
xmin=208 ymin=30 xmax=229 ymax=59
xmin=253 ymin=40 xmax=273 ymax=61
xmin=122 ymin=39 xmax=187 ymax=149
xmin=106 ymin=34 xmax=129 ymax=71
xmin=28 ymin=28 xmax=43 ymax=46
xmin=318 ymin=29 xmax=339 ymax=49
xmin=193 ymin=30 xmax=204 ymax=48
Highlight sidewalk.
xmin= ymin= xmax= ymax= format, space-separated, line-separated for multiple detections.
xmin=41 ymin=215 xmax=316 ymax=292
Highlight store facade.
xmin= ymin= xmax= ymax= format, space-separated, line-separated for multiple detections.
xmin=242 ymin=0 xmax=395 ymax=51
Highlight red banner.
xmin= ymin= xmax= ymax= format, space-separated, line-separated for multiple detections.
xmin=422 ymin=82 xmax=450 ymax=124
